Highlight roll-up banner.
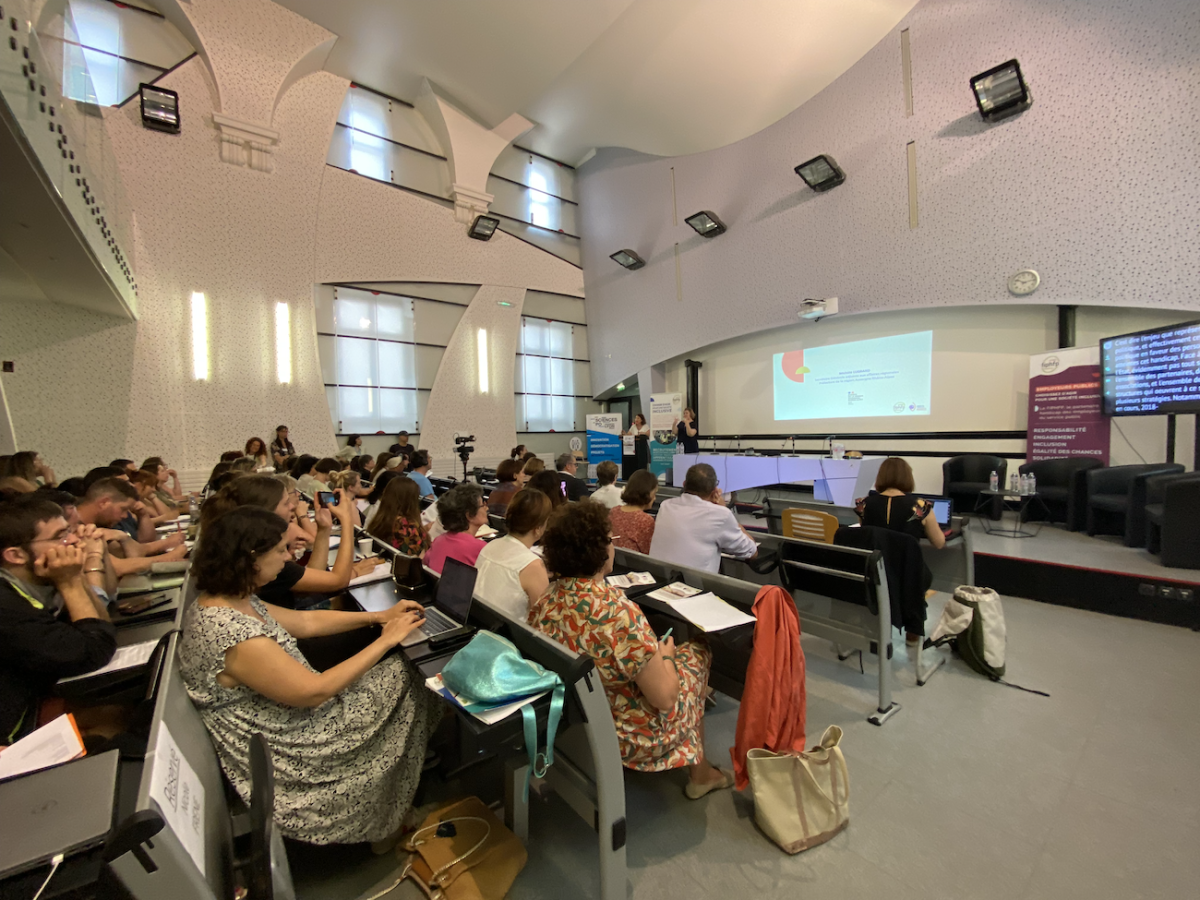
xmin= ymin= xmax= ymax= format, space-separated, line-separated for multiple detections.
xmin=1027 ymin=347 xmax=1110 ymax=464
xmin=586 ymin=413 xmax=623 ymax=481
xmin=649 ymin=393 xmax=682 ymax=478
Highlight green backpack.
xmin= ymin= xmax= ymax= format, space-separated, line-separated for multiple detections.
xmin=928 ymin=586 xmax=1047 ymax=696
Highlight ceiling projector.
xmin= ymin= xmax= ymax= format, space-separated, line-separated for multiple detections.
xmin=799 ymin=297 xmax=839 ymax=320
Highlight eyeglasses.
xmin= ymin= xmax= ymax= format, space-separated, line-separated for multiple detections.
xmin=28 ymin=531 xmax=74 ymax=546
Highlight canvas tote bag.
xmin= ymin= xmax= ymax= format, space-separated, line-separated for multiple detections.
xmin=746 ymin=725 xmax=849 ymax=854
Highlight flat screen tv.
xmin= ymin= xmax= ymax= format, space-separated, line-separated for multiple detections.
xmin=1100 ymin=320 xmax=1200 ymax=416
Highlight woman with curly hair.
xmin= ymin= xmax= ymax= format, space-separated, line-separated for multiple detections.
xmin=529 ymin=502 xmax=732 ymax=798
xmin=245 ymin=437 xmax=270 ymax=469
xmin=179 ymin=506 xmax=437 ymax=849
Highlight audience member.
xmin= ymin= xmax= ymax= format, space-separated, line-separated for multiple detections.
xmin=344 ymin=434 xmax=364 ymax=457
xmin=0 ymin=477 xmax=36 ymax=502
xmin=425 ymin=484 xmax=487 ymax=573
xmin=57 ymin=477 xmax=87 ymax=498
xmin=855 ymin=457 xmax=947 ymax=550
xmin=76 ymin=479 xmax=187 ymax=575
xmin=179 ymin=506 xmax=437 ymax=847
xmin=83 ymin=465 xmax=127 ymax=490
xmin=39 ymin=489 xmax=118 ymax=600
xmin=245 ymin=437 xmax=270 ymax=468
xmin=0 ymin=495 xmax=116 ymax=742
xmin=530 ymin=502 xmax=730 ymax=797
xmin=271 ymin=425 xmax=296 ymax=466
xmin=220 ymin=450 xmax=244 ymax=463
xmin=511 ymin=444 xmax=527 ymax=460
xmin=129 ymin=469 xmax=178 ymax=524
xmin=350 ymin=453 xmax=375 ymax=485
xmin=7 ymin=451 xmax=56 ymax=488
xmin=329 ymin=468 xmax=371 ymax=502
xmin=486 ymin=459 xmax=522 ymax=514
xmin=556 ymin=453 xmax=588 ymax=502
xmin=590 ymin=461 xmax=623 ymax=509
xmin=199 ymin=475 xmax=357 ymax=606
xmin=374 ymin=451 xmax=395 ymax=474
xmin=229 ymin=456 xmax=258 ymax=474
xmin=290 ymin=455 xmax=319 ymax=493
xmin=141 ymin=457 xmax=185 ymax=509
xmin=406 ymin=450 xmax=435 ymax=500
xmin=385 ymin=455 xmax=407 ymax=474
xmin=362 ymin=470 xmax=403 ymax=529
xmin=388 ymin=431 xmax=415 ymax=462
xmin=649 ymin=463 xmax=756 ymax=573
xmin=528 ymin=470 xmax=566 ymax=510
xmin=476 ymin=488 xmax=551 ymax=618
xmin=366 ymin=477 xmax=430 ymax=557
xmin=610 ymin=470 xmax=658 ymax=554
xmin=523 ymin=456 xmax=545 ymax=479
xmin=675 ymin=408 xmax=700 ymax=454
xmin=108 ymin=459 xmax=138 ymax=475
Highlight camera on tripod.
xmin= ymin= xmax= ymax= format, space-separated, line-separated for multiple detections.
xmin=454 ymin=434 xmax=476 ymax=480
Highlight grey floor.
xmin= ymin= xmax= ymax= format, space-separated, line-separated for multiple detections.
xmin=293 ymin=589 xmax=1200 ymax=900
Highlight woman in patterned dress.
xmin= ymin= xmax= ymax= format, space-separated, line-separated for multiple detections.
xmin=528 ymin=502 xmax=733 ymax=798
xmin=180 ymin=506 xmax=440 ymax=847
xmin=366 ymin=477 xmax=431 ymax=557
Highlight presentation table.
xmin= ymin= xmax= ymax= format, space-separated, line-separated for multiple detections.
xmin=672 ymin=453 xmax=884 ymax=508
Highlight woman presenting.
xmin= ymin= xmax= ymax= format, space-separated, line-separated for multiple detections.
xmin=626 ymin=413 xmax=651 ymax=473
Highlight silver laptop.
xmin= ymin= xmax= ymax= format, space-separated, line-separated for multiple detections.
xmin=0 ymin=749 xmax=119 ymax=878
xmin=401 ymin=557 xmax=477 ymax=647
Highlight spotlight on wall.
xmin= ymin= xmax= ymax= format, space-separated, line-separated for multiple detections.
xmin=190 ymin=291 xmax=208 ymax=380
xmin=275 ymin=302 xmax=291 ymax=384
xmin=794 ymin=155 xmax=845 ymax=192
xmin=477 ymin=328 xmax=489 ymax=394
xmin=684 ymin=211 xmax=726 ymax=238
xmin=971 ymin=59 xmax=1032 ymax=121
xmin=468 ymin=215 xmax=500 ymax=241
xmin=140 ymin=84 xmax=180 ymax=134
xmin=610 ymin=249 xmax=645 ymax=270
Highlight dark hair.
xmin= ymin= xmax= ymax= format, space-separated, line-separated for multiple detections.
xmin=367 ymin=477 xmax=422 ymax=543
xmin=276 ymin=425 xmax=288 ymax=434
xmin=209 ymin=471 xmax=244 ymax=494
xmin=511 ymin=445 xmax=526 ymax=459
xmin=313 ymin=457 xmax=340 ymax=475
xmin=528 ymin=470 xmax=565 ymax=508
xmin=350 ymin=455 xmax=373 ymax=479
xmin=505 ymin=488 xmax=551 ymax=536
xmin=35 ymin=488 xmax=78 ymax=510
xmin=83 ymin=466 xmax=125 ymax=490
xmin=874 ymin=457 xmax=916 ymax=494
xmin=7 ymin=451 xmax=39 ymax=483
xmin=84 ymin=477 xmax=138 ymax=504
xmin=374 ymin=452 xmax=395 ymax=473
xmin=495 ymin=459 xmax=522 ymax=484
xmin=0 ymin=495 xmax=65 ymax=553
xmin=595 ymin=461 xmax=618 ymax=486
xmin=436 ymin=483 xmax=484 ymax=534
xmin=192 ymin=506 xmax=288 ymax=597
xmin=0 ymin=456 xmax=9 ymax=478
xmin=366 ymin=469 xmax=402 ymax=505
xmin=410 ymin=449 xmax=430 ymax=470
xmin=207 ymin=461 xmax=233 ymax=487
xmin=220 ymin=450 xmax=244 ymax=462
xmin=633 ymin=413 xmax=646 ymax=426
xmin=108 ymin=459 xmax=134 ymax=469
xmin=129 ymin=469 xmax=158 ymax=491
xmin=682 ymin=463 xmax=718 ymax=497
xmin=346 ymin=434 xmax=361 ymax=447
xmin=142 ymin=457 xmax=166 ymax=471
xmin=289 ymin=455 xmax=318 ymax=479
xmin=555 ymin=453 xmax=575 ymax=472
xmin=541 ymin=501 xmax=610 ymax=578
xmin=229 ymin=457 xmax=257 ymax=473
xmin=57 ymin=478 xmax=88 ymax=499
xmin=245 ymin=437 xmax=266 ymax=457
xmin=621 ymin=469 xmax=658 ymax=506
xmin=199 ymin=475 xmax=286 ymax=533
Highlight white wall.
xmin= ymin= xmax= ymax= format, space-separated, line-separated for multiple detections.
xmin=579 ymin=0 xmax=1200 ymax=393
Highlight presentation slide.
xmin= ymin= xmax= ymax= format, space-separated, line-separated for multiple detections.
xmin=773 ymin=331 xmax=933 ymax=421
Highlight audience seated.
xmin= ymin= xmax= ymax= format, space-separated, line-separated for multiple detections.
xmin=511 ymin=444 xmax=527 ymax=460
xmin=141 ymin=457 xmax=185 ymax=507
xmin=245 ymin=437 xmax=270 ymax=468
xmin=290 ymin=455 xmax=319 ymax=492
xmin=200 ymin=475 xmax=356 ymax=606
xmin=129 ymin=469 xmax=180 ymax=524
xmin=406 ymin=450 xmax=435 ymax=500
xmin=425 ymin=483 xmax=487 ymax=573
xmin=528 ymin=470 xmax=566 ymax=510
xmin=589 ymin=461 xmax=623 ymax=509
xmin=384 ymin=454 xmax=407 ymax=475
xmin=76 ymin=478 xmax=187 ymax=576
xmin=366 ymin=477 xmax=430 ymax=557
xmin=523 ymin=456 xmax=546 ymax=480
xmin=6 ymin=450 xmax=56 ymax=488
xmin=476 ymin=488 xmax=551 ymax=618
xmin=486 ymin=459 xmax=523 ymax=514
xmin=556 ymin=453 xmax=588 ymax=502
xmin=0 ymin=477 xmax=37 ymax=501
xmin=330 ymin=468 xmax=371 ymax=503
xmin=108 ymin=459 xmax=138 ymax=476
xmin=854 ymin=457 xmax=947 ymax=550
xmin=57 ymin=476 xmax=87 ymax=498
xmin=388 ymin=431 xmax=416 ymax=462
xmin=179 ymin=506 xmax=438 ymax=847
xmin=649 ymin=464 xmax=757 ymax=573
xmin=362 ymin=470 xmax=403 ymax=529
xmin=350 ymin=453 xmax=376 ymax=485
xmin=270 ymin=425 xmax=296 ymax=467
xmin=529 ymin=502 xmax=732 ymax=797
xmin=0 ymin=495 xmax=116 ymax=743
xmin=610 ymin=470 xmax=658 ymax=554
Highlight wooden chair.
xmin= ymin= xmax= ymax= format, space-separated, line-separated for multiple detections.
xmin=781 ymin=508 xmax=839 ymax=543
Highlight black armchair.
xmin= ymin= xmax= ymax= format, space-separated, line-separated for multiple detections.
xmin=942 ymin=454 xmax=1007 ymax=521
xmin=1018 ymin=457 xmax=1105 ymax=529
xmin=1084 ymin=463 xmax=1184 ymax=542
xmin=1145 ymin=472 xmax=1200 ymax=569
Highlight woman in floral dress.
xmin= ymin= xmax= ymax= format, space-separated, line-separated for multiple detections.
xmin=528 ymin=501 xmax=733 ymax=798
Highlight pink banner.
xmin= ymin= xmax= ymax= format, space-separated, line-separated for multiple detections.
xmin=1027 ymin=348 xmax=1110 ymax=464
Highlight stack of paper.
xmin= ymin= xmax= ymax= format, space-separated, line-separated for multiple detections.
xmin=425 ymin=675 xmax=547 ymax=725
xmin=0 ymin=715 xmax=85 ymax=780
xmin=646 ymin=582 xmax=702 ymax=603
xmin=606 ymin=572 xmax=656 ymax=589
xmin=649 ymin=583 xmax=756 ymax=632
xmin=59 ymin=639 xmax=159 ymax=683
xmin=347 ymin=562 xmax=393 ymax=586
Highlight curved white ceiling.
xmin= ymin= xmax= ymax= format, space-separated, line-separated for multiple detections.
xmin=272 ymin=0 xmax=918 ymax=164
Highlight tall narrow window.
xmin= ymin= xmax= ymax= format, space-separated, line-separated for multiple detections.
xmin=275 ymin=302 xmax=291 ymax=384
xmin=190 ymin=292 xmax=208 ymax=380
xmin=477 ymin=329 xmax=489 ymax=394
xmin=516 ymin=317 xmax=576 ymax=432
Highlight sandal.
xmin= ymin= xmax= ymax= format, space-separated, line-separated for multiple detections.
xmin=685 ymin=766 xmax=734 ymax=800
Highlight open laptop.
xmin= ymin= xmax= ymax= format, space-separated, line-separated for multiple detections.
xmin=0 ymin=750 xmax=120 ymax=878
xmin=916 ymin=494 xmax=959 ymax=538
xmin=400 ymin=557 xmax=477 ymax=647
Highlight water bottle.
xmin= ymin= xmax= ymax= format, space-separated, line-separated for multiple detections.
xmin=1020 ymin=474 xmax=1029 ymax=496
xmin=989 ymin=470 xmax=999 ymax=492
xmin=1010 ymin=472 xmax=1019 ymax=493
xmin=1028 ymin=473 xmax=1036 ymax=495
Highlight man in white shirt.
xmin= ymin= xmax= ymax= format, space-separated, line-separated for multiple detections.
xmin=589 ymin=461 xmax=623 ymax=509
xmin=649 ymin=464 xmax=757 ymax=573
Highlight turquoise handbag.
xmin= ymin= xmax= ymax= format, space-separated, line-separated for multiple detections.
xmin=441 ymin=631 xmax=565 ymax=798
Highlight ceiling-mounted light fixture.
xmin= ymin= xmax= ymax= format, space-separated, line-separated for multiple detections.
xmin=468 ymin=215 xmax=500 ymax=241
xmin=610 ymin=249 xmax=645 ymax=270
xmin=140 ymin=83 xmax=180 ymax=134
xmin=617 ymin=382 xmax=626 ymax=391
xmin=794 ymin=155 xmax=845 ymax=192
xmin=971 ymin=59 xmax=1032 ymax=121
xmin=684 ymin=211 xmax=726 ymax=238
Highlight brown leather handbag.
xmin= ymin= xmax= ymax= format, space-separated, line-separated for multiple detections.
xmin=400 ymin=797 xmax=527 ymax=899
